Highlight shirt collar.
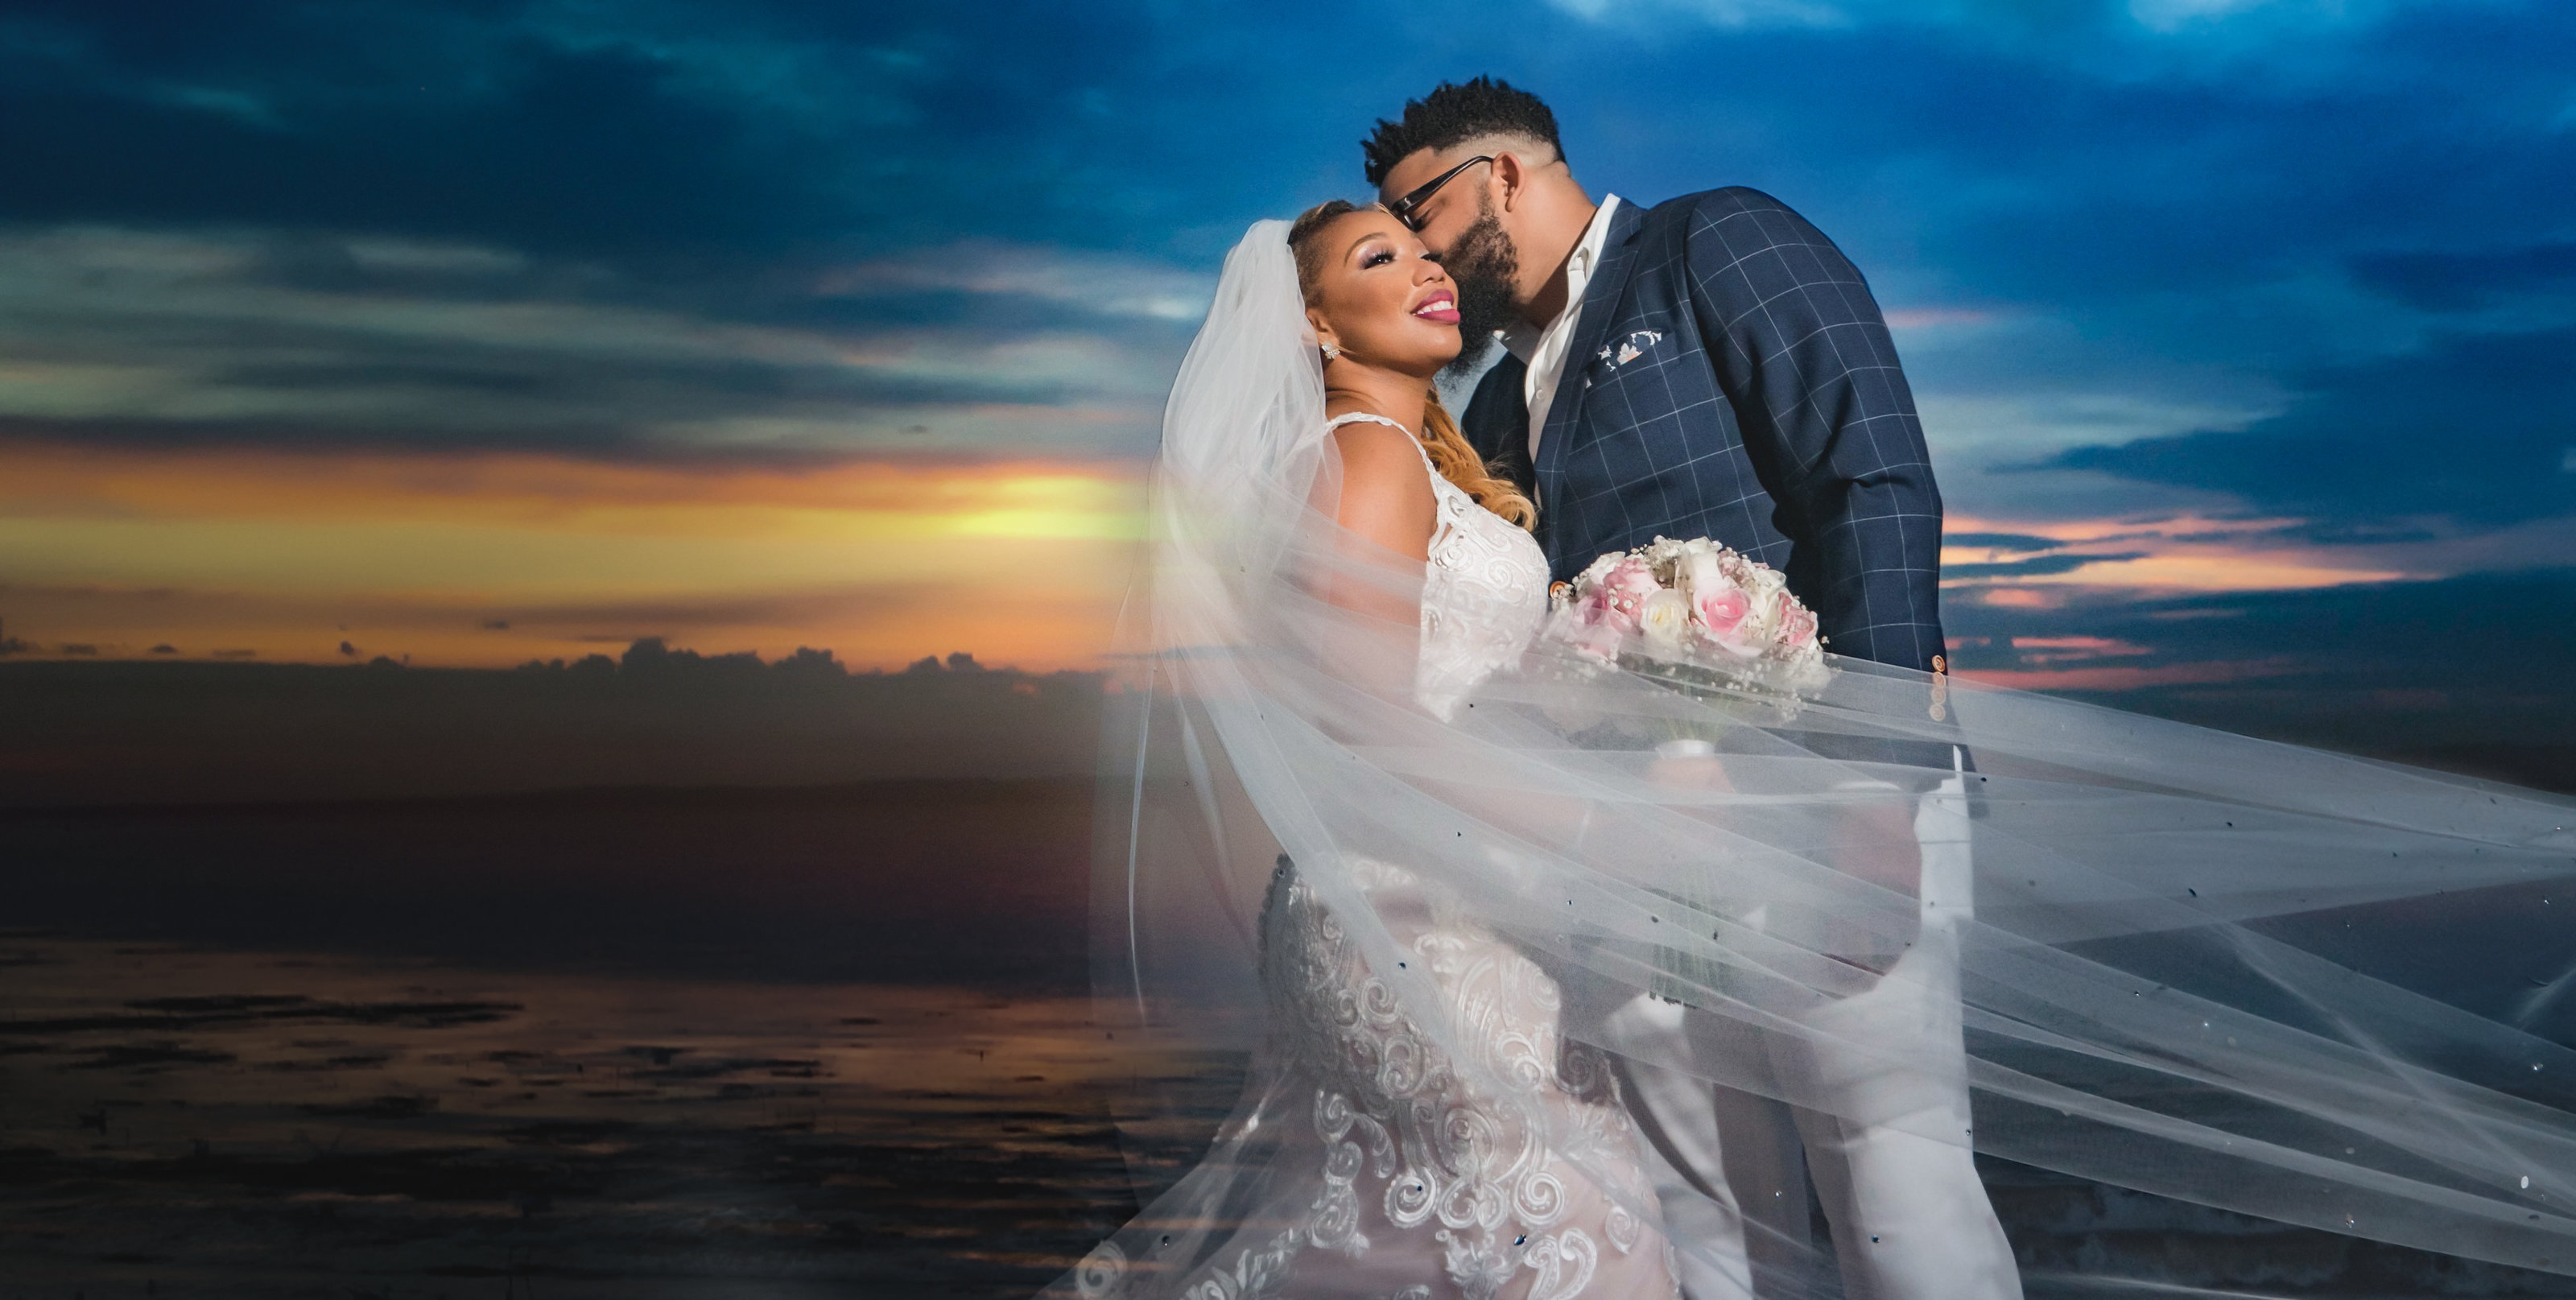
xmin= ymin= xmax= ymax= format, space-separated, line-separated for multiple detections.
xmin=1497 ymin=194 xmax=1621 ymax=363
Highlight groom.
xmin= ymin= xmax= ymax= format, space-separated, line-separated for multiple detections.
xmin=1366 ymin=79 xmax=2017 ymax=1300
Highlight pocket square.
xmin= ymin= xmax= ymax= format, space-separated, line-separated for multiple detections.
xmin=1598 ymin=330 xmax=1664 ymax=368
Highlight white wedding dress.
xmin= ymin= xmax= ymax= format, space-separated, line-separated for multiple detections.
xmin=1243 ymin=413 xmax=1677 ymax=1300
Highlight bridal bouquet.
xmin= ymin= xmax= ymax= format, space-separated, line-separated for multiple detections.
xmin=1544 ymin=536 xmax=1831 ymax=695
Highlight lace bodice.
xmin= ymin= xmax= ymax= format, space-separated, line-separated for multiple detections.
xmin=1326 ymin=413 xmax=1552 ymax=719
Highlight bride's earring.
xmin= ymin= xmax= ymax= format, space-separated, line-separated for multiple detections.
xmin=1319 ymin=341 xmax=1342 ymax=362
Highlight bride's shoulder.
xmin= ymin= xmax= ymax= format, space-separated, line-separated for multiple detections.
xmin=1328 ymin=416 xmax=1437 ymax=510
xmin=1323 ymin=414 xmax=1436 ymax=560
xmin=1327 ymin=415 xmax=1430 ymax=477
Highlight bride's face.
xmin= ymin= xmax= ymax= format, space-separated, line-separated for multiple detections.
xmin=1305 ymin=210 xmax=1463 ymax=378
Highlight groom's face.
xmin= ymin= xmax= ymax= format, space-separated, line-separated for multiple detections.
xmin=1436 ymin=192 xmax=1520 ymax=375
xmin=1379 ymin=149 xmax=1493 ymax=263
xmin=1381 ymin=150 xmax=1521 ymax=373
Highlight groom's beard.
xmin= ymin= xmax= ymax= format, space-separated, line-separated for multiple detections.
xmin=1440 ymin=206 xmax=1521 ymax=382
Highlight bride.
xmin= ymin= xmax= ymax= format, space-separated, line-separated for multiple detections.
xmin=1052 ymin=206 xmax=2576 ymax=1300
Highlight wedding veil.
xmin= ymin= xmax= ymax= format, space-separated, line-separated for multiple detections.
xmin=1063 ymin=219 xmax=2576 ymax=1297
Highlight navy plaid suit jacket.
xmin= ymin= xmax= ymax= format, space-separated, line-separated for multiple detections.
xmin=1463 ymin=188 xmax=1947 ymax=674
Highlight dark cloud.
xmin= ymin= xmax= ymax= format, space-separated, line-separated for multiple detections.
xmin=0 ymin=224 xmax=1187 ymax=456
xmin=2351 ymin=242 xmax=2576 ymax=314
xmin=492 ymin=584 xmax=964 ymax=632
xmin=0 ymin=645 xmax=1105 ymax=806
xmin=1943 ymin=551 xmax=2145 ymax=580
xmin=10 ymin=0 xmax=2575 ymax=281
xmin=1944 ymin=532 xmax=2069 ymax=553
xmin=1943 ymin=567 xmax=2576 ymax=749
xmin=0 ymin=0 xmax=1247 ymax=260
xmin=2042 ymin=325 xmax=2576 ymax=530
xmin=0 ymin=0 xmax=2572 ymax=548
xmin=2226 ymin=520 xmax=2444 ymax=547
xmin=2 ymin=43 xmax=806 ymax=255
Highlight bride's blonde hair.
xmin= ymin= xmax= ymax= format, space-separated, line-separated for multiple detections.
xmin=1288 ymin=200 xmax=1538 ymax=532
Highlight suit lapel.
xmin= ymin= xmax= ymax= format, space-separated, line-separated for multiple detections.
xmin=1534 ymin=200 xmax=1645 ymax=502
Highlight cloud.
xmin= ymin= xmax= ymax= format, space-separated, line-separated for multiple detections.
xmin=0 ymin=0 xmax=1294 ymax=259
xmin=1943 ymin=551 xmax=2148 ymax=580
xmin=2041 ymin=324 xmax=2576 ymax=531
xmin=514 ymin=0 xmax=933 ymax=133
xmin=0 ymin=0 xmax=2570 ymax=692
xmin=1943 ymin=532 xmax=2068 ymax=553
xmin=1939 ymin=510 xmax=2421 ymax=596
xmin=1942 ymin=567 xmax=2576 ymax=748
xmin=1544 ymin=0 xmax=1847 ymax=29
xmin=1 ymin=10 xmax=819 ymax=250
xmin=0 ymin=565 xmax=1130 ymax=674
xmin=2348 ymin=241 xmax=2576 ymax=315
xmin=0 ymin=647 xmax=1112 ymax=805
xmin=0 ymin=225 xmax=1183 ymax=457
xmin=815 ymin=242 xmax=1212 ymax=324
xmin=1537 ymin=0 xmax=2426 ymax=56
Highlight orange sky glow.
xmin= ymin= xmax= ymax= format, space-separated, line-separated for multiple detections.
xmin=0 ymin=441 xmax=1147 ymax=671
xmin=0 ymin=448 xmax=2450 ymax=677
xmin=1938 ymin=512 xmax=2419 ymax=595
xmin=1934 ymin=511 xmax=2425 ymax=687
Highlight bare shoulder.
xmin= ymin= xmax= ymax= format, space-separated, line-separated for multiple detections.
xmin=1327 ymin=417 xmax=1436 ymax=560
xmin=1330 ymin=417 xmax=1431 ymax=481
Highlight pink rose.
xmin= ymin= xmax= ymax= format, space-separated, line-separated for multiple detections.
xmin=1776 ymin=595 xmax=1818 ymax=653
xmin=1581 ymin=584 xmax=1634 ymax=634
xmin=1600 ymin=556 xmax=1662 ymax=616
xmin=1695 ymin=582 xmax=1756 ymax=657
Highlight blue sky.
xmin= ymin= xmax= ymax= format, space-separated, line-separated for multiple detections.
xmin=0 ymin=0 xmax=2570 ymax=738
xmin=7 ymin=0 xmax=2570 ymax=469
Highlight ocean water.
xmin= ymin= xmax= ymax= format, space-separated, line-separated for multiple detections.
xmin=0 ymin=934 xmax=1232 ymax=1298
xmin=15 ymin=930 xmax=2576 ymax=1300
xmin=0 ymin=778 xmax=1187 ymax=1297
xmin=8 ymin=777 xmax=2576 ymax=1297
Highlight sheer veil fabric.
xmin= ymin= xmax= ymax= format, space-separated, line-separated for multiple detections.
xmin=1051 ymin=221 xmax=2576 ymax=1298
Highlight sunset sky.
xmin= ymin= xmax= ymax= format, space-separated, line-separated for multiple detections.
xmin=2 ymin=0 xmax=2571 ymax=684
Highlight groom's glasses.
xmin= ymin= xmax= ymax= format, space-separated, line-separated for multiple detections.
xmin=1387 ymin=155 xmax=1492 ymax=232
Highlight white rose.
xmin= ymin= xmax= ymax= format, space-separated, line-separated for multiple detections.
xmin=1674 ymin=548 xmax=1722 ymax=605
xmin=1636 ymin=589 xmax=1693 ymax=650
xmin=1734 ymin=572 xmax=1785 ymax=645
xmin=1737 ymin=563 xmax=1785 ymax=601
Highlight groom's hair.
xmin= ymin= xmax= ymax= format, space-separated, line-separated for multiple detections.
xmin=1362 ymin=76 xmax=1563 ymax=188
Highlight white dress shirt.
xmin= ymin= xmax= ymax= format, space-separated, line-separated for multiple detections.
xmin=1498 ymin=194 xmax=1621 ymax=465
